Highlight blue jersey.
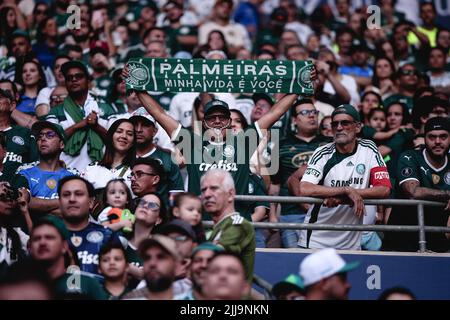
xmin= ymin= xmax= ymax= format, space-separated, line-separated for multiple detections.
xmin=18 ymin=162 xmax=78 ymax=199
xmin=67 ymin=222 xmax=121 ymax=276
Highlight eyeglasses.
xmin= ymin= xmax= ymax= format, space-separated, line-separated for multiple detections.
xmin=331 ymin=120 xmax=356 ymax=129
xmin=204 ymin=114 xmax=229 ymax=124
xmin=65 ymin=73 xmax=86 ymax=82
xmin=169 ymin=235 xmax=189 ymax=242
xmin=128 ymin=171 xmax=157 ymax=180
xmin=297 ymin=109 xmax=319 ymax=117
xmin=37 ymin=131 xmax=57 ymax=140
xmin=51 ymin=95 xmax=67 ymax=101
xmin=138 ymin=199 xmax=160 ymax=210
xmin=400 ymin=69 xmax=419 ymax=76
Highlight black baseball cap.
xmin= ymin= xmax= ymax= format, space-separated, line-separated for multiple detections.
xmin=252 ymin=93 xmax=274 ymax=107
xmin=61 ymin=60 xmax=89 ymax=78
xmin=424 ymin=117 xmax=450 ymax=134
xmin=32 ymin=120 xmax=66 ymax=143
xmin=203 ymin=99 xmax=230 ymax=117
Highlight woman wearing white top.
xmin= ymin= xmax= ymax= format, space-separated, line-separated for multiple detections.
xmin=83 ymin=118 xmax=136 ymax=214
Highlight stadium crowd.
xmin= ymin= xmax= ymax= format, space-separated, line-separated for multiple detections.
xmin=0 ymin=0 xmax=449 ymax=300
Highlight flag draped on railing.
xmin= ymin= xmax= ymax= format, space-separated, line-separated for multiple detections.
xmin=125 ymin=57 xmax=315 ymax=95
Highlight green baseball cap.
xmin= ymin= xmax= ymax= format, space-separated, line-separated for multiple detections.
xmin=32 ymin=120 xmax=66 ymax=143
xmin=191 ymin=242 xmax=225 ymax=257
xmin=272 ymin=274 xmax=305 ymax=298
xmin=36 ymin=215 xmax=70 ymax=240
xmin=331 ymin=104 xmax=360 ymax=122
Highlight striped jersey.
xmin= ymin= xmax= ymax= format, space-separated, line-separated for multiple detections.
xmin=299 ymin=139 xmax=391 ymax=250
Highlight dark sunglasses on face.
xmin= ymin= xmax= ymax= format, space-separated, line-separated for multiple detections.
xmin=138 ymin=199 xmax=160 ymax=210
xmin=331 ymin=120 xmax=356 ymax=129
xmin=37 ymin=131 xmax=57 ymax=140
xmin=65 ymin=73 xmax=86 ymax=82
xmin=400 ymin=69 xmax=419 ymax=76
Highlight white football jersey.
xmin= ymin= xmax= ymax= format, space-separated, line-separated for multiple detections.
xmin=299 ymin=139 xmax=390 ymax=250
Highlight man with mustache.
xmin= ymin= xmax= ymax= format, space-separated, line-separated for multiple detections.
xmin=298 ymin=104 xmax=391 ymax=250
xmin=384 ymin=117 xmax=450 ymax=252
xmin=29 ymin=215 xmax=107 ymax=299
xmin=200 ymin=169 xmax=255 ymax=283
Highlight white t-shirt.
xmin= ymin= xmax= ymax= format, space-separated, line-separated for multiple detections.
xmin=198 ymin=21 xmax=252 ymax=52
xmin=324 ymin=74 xmax=360 ymax=107
xmin=299 ymin=139 xmax=391 ymax=250
xmin=168 ymin=92 xmax=237 ymax=128
xmin=82 ymin=162 xmax=132 ymax=191
xmin=285 ymin=22 xmax=314 ymax=46
xmin=35 ymin=87 xmax=54 ymax=108
xmin=0 ymin=227 xmax=29 ymax=266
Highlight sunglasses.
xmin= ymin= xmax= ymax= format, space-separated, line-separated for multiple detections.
xmin=138 ymin=199 xmax=160 ymax=210
xmin=65 ymin=73 xmax=86 ymax=82
xmin=400 ymin=69 xmax=419 ymax=76
xmin=297 ymin=109 xmax=319 ymax=117
xmin=331 ymin=120 xmax=356 ymax=129
xmin=37 ymin=131 xmax=58 ymax=140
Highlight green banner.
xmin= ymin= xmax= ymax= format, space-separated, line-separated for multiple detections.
xmin=125 ymin=58 xmax=314 ymax=95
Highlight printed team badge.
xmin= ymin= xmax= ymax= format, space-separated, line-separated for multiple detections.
xmin=46 ymin=178 xmax=57 ymax=189
xmin=356 ymin=164 xmax=366 ymax=175
xmin=402 ymin=167 xmax=413 ymax=177
xmin=71 ymin=235 xmax=83 ymax=247
xmin=292 ymin=151 xmax=313 ymax=168
xmin=12 ymin=136 xmax=24 ymax=145
xmin=248 ymin=183 xmax=254 ymax=194
xmin=432 ymin=174 xmax=441 ymax=185
xmin=86 ymin=231 xmax=104 ymax=244
xmin=444 ymin=172 xmax=450 ymax=185
xmin=126 ymin=61 xmax=150 ymax=88
xmin=297 ymin=64 xmax=314 ymax=91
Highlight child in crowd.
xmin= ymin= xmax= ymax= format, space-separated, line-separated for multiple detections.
xmin=98 ymin=242 xmax=131 ymax=299
xmin=97 ymin=179 xmax=135 ymax=233
xmin=362 ymin=108 xmax=405 ymax=143
xmin=172 ymin=192 xmax=206 ymax=243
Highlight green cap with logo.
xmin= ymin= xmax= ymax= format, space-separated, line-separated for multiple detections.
xmin=32 ymin=120 xmax=66 ymax=143
xmin=203 ymin=99 xmax=230 ymax=116
xmin=36 ymin=215 xmax=70 ymax=240
xmin=331 ymin=104 xmax=360 ymax=122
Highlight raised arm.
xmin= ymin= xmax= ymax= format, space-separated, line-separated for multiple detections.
xmin=136 ymin=91 xmax=180 ymax=137
xmin=257 ymin=93 xmax=298 ymax=131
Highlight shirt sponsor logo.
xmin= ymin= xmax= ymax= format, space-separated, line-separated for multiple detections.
xmin=356 ymin=164 xmax=366 ymax=175
xmin=346 ymin=161 xmax=354 ymax=167
xmin=331 ymin=177 xmax=364 ymax=187
xmin=199 ymin=160 xmax=238 ymax=172
xmin=292 ymin=151 xmax=313 ymax=168
xmin=77 ymin=251 xmax=99 ymax=265
xmin=4 ymin=152 xmax=23 ymax=163
xmin=305 ymin=167 xmax=320 ymax=177
xmin=248 ymin=182 xmax=254 ymax=194
xmin=86 ymin=231 xmax=104 ymax=244
xmin=12 ymin=136 xmax=24 ymax=145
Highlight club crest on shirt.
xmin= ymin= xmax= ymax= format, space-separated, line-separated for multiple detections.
xmin=402 ymin=167 xmax=412 ymax=177
xmin=46 ymin=178 xmax=57 ymax=189
xmin=430 ymin=174 xmax=440 ymax=185
xmin=223 ymin=145 xmax=235 ymax=158
xmin=356 ymin=164 xmax=366 ymax=175
xmin=12 ymin=136 xmax=24 ymax=145
xmin=444 ymin=172 xmax=450 ymax=185
xmin=71 ymin=235 xmax=83 ymax=247
xmin=87 ymin=231 xmax=104 ymax=244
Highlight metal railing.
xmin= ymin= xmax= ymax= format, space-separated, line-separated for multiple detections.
xmin=203 ymin=196 xmax=450 ymax=253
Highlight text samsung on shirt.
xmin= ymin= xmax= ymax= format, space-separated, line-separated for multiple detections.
xmin=330 ymin=177 xmax=364 ymax=187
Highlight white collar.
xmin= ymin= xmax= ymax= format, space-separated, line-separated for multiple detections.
xmin=423 ymin=149 xmax=448 ymax=172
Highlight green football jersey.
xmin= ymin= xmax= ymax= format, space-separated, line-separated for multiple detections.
xmin=208 ymin=213 xmax=256 ymax=282
xmin=275 ymin=134 xmax=330 ymax=215
xmin=2 ymin=126 xmax=38 ymax=177
xmin=175 ymin=125 xmax=262 ymax=197
xmin=386 ymin=148 xmax=450 ymax=252
xmin=235 ymin=173 xmax=269 ymax=221
xmin=54 ymin=272 xmax=108 ymax=300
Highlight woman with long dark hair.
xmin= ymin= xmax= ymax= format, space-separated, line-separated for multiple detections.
xmin=83 ymin=118 xmax=136 ymax=213
xmin=371 ymin=56 xmax=397 ymax=99
xmin=15 ymin=59 xmax=47 ymax=115
xmin=0 ymin=6 xmax=27 ymax=44
xmin=207 ymin=30 xmax=229 ymax=58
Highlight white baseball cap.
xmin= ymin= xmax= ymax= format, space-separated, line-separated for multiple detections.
xmin=129 ymin=107 xmax=156 ymax=126
xmin=299 ymin=248 xmax=359 ymax=286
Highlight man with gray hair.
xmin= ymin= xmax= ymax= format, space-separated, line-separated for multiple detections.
xmin=200 ymin=169 xmax=255 ymax=283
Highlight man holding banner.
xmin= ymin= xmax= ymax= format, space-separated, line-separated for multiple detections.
xmin=124 ymin=57 xmax=315 ymax=199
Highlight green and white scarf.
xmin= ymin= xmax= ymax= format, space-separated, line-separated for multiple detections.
xmin=125 ymin=58 xmax=314 ymax=95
